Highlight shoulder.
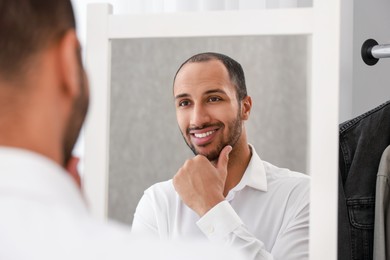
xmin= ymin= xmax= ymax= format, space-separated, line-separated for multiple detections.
xmin=142 ymin=179 xmax=178 ymax=204
xmin=249 ymin=145 xmax=309 ymax=190
xmin=261 ymin=161 xmax=310 ymax=218
xmin=262 ymin=160 xmax=310 ymax=200
xmin=263 ymin=160 xmax=310 ymax=184
xmin=144 ymin=179 xmax=175 ymax=195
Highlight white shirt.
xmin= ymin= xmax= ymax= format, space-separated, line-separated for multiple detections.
xmin=0 ymin=147 xmax=244 ymax=260
xmin=132 ymin=145 xmax=310 ymax=260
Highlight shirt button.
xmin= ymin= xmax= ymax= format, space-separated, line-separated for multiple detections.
xmin=206 ymin=226 xmax=215 ymax=234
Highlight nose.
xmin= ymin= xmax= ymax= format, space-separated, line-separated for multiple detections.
xmin=190 ymin=103 xmax=211 ymax=128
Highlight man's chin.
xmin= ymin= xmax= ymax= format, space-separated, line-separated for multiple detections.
xmin=193 ymin=147 xmax=221 ymax=162
xmin=186 ymin=140 xmax=223 ymax=161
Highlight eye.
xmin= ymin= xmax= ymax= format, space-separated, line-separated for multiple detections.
xmin=178 ymin=100 xmax=191 ymax=107
xmin=208 ymin=96 xmax=222 ymax=102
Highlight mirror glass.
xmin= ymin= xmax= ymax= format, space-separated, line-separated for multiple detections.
xmin=108 ymin=35 xmax=309 ymax=225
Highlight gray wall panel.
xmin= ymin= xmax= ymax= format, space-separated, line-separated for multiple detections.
xmin=109 ymin=36 xmax=308 ymax=225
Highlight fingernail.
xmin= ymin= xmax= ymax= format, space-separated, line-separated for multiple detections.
xmin=227 ymin=146 xmax=232 ymax=157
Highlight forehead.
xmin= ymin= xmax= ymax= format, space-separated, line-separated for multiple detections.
xmin=173 ymin=59 xmax=236 ymax=96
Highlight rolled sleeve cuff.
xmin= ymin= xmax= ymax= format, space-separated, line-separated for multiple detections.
xmin=196 ymin=201 xmax=243 ymax=241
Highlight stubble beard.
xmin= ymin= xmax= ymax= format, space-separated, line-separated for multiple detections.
xmin=182 ymin=110 xmax=242 ymax=162
xmin=62 ymin=65 xmax=89 ymax=167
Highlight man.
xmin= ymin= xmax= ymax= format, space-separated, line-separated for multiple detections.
xmin=132 ymin=52 xmax=310 ymax=259
xmin=0 ymin=2 xmax=243 ymax=259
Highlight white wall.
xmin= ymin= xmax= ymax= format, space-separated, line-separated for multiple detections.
xmin=338 ymin=0 xmax=390 ymax=123
xmin=351 ymin=0 xmax=390 ymax=118
xmin=71 ymin=0 xmax=311 ymax=53
xmin=338 ymin=0 xmax=353 ymax=123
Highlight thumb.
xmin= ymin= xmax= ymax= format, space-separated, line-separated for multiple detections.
xmin=217 ymin=145 xmax=232 ymax=171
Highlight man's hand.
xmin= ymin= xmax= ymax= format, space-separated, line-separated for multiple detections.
xmin=173 ymin=145 xmax=232 ymax=217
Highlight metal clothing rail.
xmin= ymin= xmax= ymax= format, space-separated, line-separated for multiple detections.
xmin=361 ymin=38 xmax=390 ymax=66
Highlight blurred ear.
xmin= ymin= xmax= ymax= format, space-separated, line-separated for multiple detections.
xmin=57 ymin=30 xmax=81 ymax=99
xmin=241 ymin=96 xmax=252 ymax=120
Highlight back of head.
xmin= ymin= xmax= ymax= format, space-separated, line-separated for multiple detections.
xmin=0 ymin=0 xmax=85 ymax=167
xmin=0 ymin=0 xmax=76 ymax=83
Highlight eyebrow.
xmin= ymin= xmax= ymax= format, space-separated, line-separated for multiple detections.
xmin=204 ymin=89 xmax=227 ymax=95
xmin=174 ymin=89 xmax=227 ymax=100
xmin=175 ymin=93 xmax=190 ymax=100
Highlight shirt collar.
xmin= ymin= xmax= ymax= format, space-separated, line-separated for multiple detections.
xmin=230 ymin=144 xmax=268 ymax=192
xmin=0 ymin=146 xmax=88 ymax=214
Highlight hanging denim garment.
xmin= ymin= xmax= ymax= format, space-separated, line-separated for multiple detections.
xmin=338 ymin=100 xmax=390 ymax=260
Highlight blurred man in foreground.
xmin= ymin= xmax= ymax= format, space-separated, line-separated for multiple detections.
xmin=0 ymin=1 xmax=243 ymax=259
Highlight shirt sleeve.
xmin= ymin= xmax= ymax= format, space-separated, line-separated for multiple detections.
xmin=197 ymin=201 xmax=273 ymax=259
xmin=197 ymin=197 xmax=309 ymax=260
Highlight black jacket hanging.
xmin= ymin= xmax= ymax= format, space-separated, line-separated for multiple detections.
xmin=338 ymin=100 xmax=390 ymax=260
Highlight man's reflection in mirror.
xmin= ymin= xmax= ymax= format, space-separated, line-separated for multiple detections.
xmin=132 ymin=52 xmax=310 ymax=260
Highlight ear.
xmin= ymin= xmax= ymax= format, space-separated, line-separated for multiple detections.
xmin=241 ymin=96 xmax=252 ymax=120
xmin=57 ymin=30 xmax=81 ymax=99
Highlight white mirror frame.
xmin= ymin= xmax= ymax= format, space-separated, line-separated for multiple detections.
xmin=84 ymin=2 xmax=340 ymax=259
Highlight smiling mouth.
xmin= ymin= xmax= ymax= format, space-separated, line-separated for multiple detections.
xmin=189 ymin=126 xmax=221 ymax=147
xmin=193 ymin=130 xmax=216 ymax=138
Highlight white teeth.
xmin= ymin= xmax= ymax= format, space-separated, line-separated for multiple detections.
xmin=194 ymin=130 xmax=215 ymax=138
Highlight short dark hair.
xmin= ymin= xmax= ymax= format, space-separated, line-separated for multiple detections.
xmin=173 ymin=52 xmax=248 ymax=101
xmin=0 ymin=0 xmax=76 ymax=81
